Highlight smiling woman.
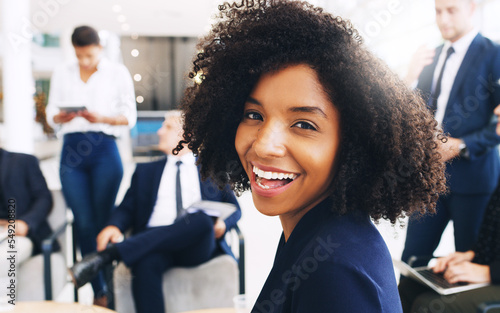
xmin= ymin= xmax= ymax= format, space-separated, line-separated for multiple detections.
xmin=176 ymin=0 xmax=447 ymax=312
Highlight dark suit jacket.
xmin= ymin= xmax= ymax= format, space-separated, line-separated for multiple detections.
xmin=417 ymin=33 xmax=500 ymax=194
xmin=107 ymin=156 xmax=242 ymax=257
xmin=0 ymin=149 xmax=54 ymax=255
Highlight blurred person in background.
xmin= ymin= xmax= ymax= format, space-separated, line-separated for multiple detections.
xmin=399 ymin=104 xmax=500 ymax=312
xmin=0 ymin=148 xmax=55 ymax=301
xmin=46 ymin=25 xmax=137 ymax=307
xmin=69 ymin=111 xmax=241 ymax=313
xmin=401 ymin=0 xmax=500 ymax=268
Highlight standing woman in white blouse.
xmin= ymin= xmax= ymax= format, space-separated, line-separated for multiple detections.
xmin=46 ymin=25 xmax=136 ymax=306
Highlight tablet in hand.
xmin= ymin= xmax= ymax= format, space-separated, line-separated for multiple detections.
xmin=58 ymin=106 xmax=87 ymax=113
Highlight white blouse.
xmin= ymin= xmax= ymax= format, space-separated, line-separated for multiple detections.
xmin=46 ymin=58 xmax=137 ymax=137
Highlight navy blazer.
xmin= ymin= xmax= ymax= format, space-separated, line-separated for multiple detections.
xmin=107 ymin=156 xmax=241 ymax=256
xmin=417 ymin=33 xmax=500 ymax=194
xmin=252 ymin=199 xmax=402 ymax=313
xmin=0 ymin=149 xmax=54 ymax=255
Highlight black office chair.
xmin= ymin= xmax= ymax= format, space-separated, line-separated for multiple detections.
xmin=41 ymin=210 xmax=77 ymax=301
xmin=17 ymin=189 xmax=77 ymax=301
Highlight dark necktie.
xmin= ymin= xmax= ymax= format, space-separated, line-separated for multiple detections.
xmin=431 ymin=46 xmax=455 ymax=112
xmin=175 ymin=161 xmax=183 ymax=216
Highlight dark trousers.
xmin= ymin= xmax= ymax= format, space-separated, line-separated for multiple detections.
xmin=399 ymin=277 xmax=500 ymax=313
xmin=116 ymin=212 xmax=217 ymax=313
xmin=402 ymin=192 xmax=491 ymax=266
xmin=60 ymin=132 xmax=123 ymax=296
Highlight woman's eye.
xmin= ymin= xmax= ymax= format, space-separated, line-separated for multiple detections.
xmin=294 ymin=121 xmax=317 ymax=131
xmin=245 ymin=112 xmax=263 ymax=121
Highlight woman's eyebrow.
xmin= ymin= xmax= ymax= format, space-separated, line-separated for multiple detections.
xmin=289 ymin=106 xmax=327 ymax=118
xmin=246 ymin=97 xmax=327 ymax=118
xmin=246 ymin=96 xmax=262 ymax=106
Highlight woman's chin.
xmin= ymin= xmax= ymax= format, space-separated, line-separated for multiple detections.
xmin=251 ymin=196 xmax=281 ymax=217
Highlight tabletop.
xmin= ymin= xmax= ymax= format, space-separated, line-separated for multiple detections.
xmin=181 ymin=308 xmax=237 ymax=313
xmin=8 ymin=301 xmax=116 ymax=313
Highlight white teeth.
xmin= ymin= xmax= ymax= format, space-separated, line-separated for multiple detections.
xmin=252 ymin=166 xmax=297 ymax=181
xmin=258 ymin=169 xmax=265 ymax=178
xmin=256 ymin=177 xmax=270 ymax=189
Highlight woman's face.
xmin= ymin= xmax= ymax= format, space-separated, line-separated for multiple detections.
xmin=74 ymin=44 xmax=102 ymax=71
xmin=235 ymin=64 xmax=341 ymax=235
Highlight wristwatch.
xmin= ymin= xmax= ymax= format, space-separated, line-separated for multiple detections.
xmin=458 ymin=141 xmax=469 ymax=159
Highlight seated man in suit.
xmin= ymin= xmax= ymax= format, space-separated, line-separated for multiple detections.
xmin=70 ymin=110 xmax=241 ymax=313
xmin=0 ymin=148 xmax=54 ymax=296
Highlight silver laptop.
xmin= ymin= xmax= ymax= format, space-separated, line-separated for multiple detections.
xmin=394 ymin=259 xmax=490 ymax=295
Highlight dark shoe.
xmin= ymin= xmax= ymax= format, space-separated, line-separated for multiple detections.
xmin=93 ymin=295 xmax=108 ymax=308
xmin=69 ymin=252 xmax=108 ymax=288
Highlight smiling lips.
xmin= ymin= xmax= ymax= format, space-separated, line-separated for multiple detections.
xmin=252 ymin=165 xmax=298 ymax=190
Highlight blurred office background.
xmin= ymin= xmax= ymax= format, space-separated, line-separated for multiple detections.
xmin=0 ymin=0 xmax=499 ymax=306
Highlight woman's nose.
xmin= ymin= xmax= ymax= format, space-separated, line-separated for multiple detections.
xmin=253 ymin=122 xmax=286 ymax=158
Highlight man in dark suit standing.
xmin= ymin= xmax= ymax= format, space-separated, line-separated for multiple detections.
xmin=0 ymin=148 xmax=54 ymax=293
xmin=402 ymin=0 xmax=500 ymax=265
xmin=70 ymin=111 xmax=241 ymax=313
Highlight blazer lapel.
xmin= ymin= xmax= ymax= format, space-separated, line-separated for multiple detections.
xmin=0 ymin=149 xmax=10 ymax=192
xmin=416 ymin=45 xmax=442 ymax=110
xmin=147 ymin=157 xmax=167 ymax=217
xmin=196 ymin=161 xmax=210 ymax=201
xmin=446 ymin=34 xmax=484 ymax=109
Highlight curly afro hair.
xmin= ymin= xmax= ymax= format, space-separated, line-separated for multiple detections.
xmin=177 ymin=0 xmax=447 ymax=223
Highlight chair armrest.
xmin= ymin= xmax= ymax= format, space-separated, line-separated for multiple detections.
xmin=232 ymin=224 xmax=245 ymax=294
xmin=41 ymin=217 xmax=71 ymax=300
xmin=41 ymin=220 xmax=68 ymax=252
xmin=477 ymin=301 xmax=500 ymax=313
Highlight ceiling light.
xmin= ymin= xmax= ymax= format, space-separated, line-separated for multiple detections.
xmin=117 ymin=15 xmax=127 ymax=23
